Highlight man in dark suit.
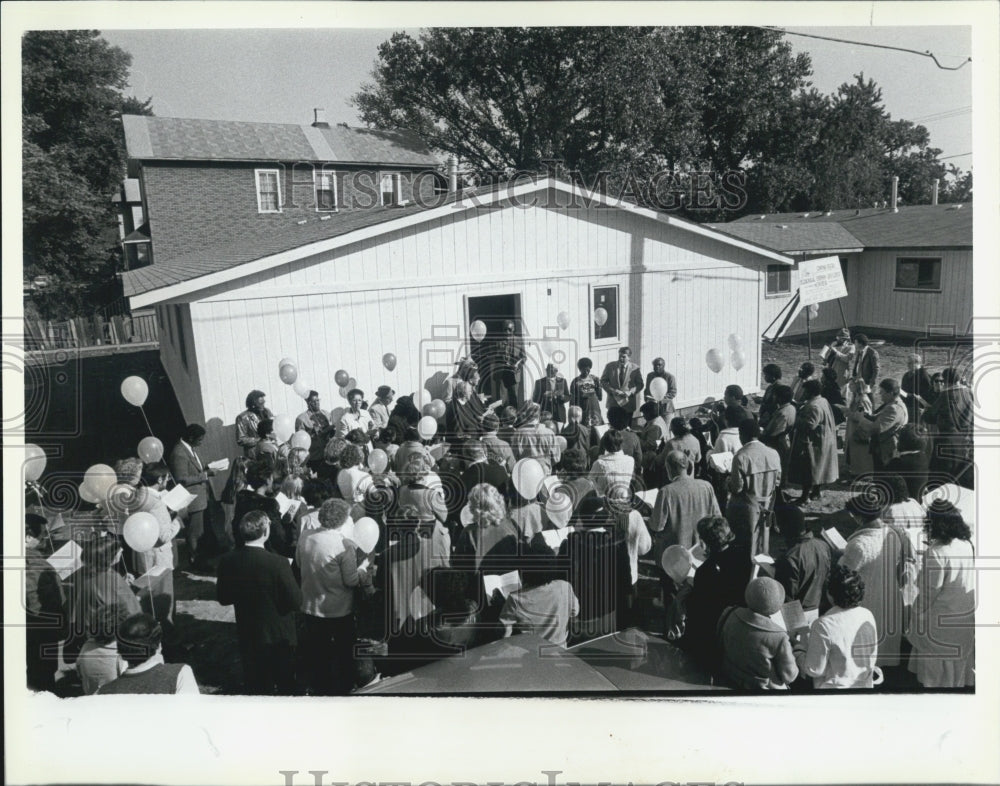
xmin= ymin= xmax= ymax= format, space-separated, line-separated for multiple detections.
xmin=169 ymin=423 xmax=220 ymax=568
xmin=600 ymin=347 xmax=644 ymax=420
xmin=531 ymin=362 xmax=570 ymax=431
xmin=217 ymin=510 xmax=302 ymax=695
xmin=851 ymin=333 xmax=880 ymax=388
xmin=461 ymin=442 xmax=509 ymax=495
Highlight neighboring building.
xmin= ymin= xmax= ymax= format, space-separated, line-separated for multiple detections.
xmin=710 ymin=202 xmax=973 ymax=337
xmin=114 ymin=110 xmax=444 ymax=269
xmin=120 ymin=161 xmax=791 ymax=466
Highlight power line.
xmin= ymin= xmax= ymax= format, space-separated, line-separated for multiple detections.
xmin=765 ymin=27 xmax=972 ymax=70
xmin=910 ymin=106 xmax=972 ymax=123
xmin=940 ymin=152 xmax=971 ymax=160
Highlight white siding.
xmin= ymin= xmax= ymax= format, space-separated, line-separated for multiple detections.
xmin=181 ymin=201 xmax=780 ymax=456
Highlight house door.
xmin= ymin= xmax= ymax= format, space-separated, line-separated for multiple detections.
xmin=466 ymin=293 xmax=524 ymax=407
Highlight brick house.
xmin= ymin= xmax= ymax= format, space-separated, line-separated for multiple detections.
xmin=115 ymin=110 xmax=445 ymax=270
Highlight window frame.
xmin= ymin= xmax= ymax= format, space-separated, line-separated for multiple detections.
xmin=894 ymin=256 xmax=943 ymax=293
xmin=314 ymin=168 xmax=339 ymax=212
xmin=379 ymin=171 xmax=402 ymax=206
xmin=590 ymin=283 xmax=621 ymax=350
xmin=765 ymin=263 xmax=792 ymax=297
xmin=255 ymin=168 xmax=283 ymax=214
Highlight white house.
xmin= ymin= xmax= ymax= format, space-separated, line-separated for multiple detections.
xmin=123 ymin=177 xmax=792 ymax=464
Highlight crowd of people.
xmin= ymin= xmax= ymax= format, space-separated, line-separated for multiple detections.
xmin=24 ymin=330 xmax=976 ymax=695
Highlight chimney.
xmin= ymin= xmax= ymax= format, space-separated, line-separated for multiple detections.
xmin=312 ymin=108 xmax=329 ymax=128
xmin=891 ymin=176 xmax=899 ymax=212
xmin=447 ymin=154 xmax=459 ymax=194
xmin=932 ymin=178 xmax=940 ymax=205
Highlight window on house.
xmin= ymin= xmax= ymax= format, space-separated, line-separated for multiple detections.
xmin=315 ymin=170 xmax=338 ymax=211
xmin=895 ymin=257 xmax=942 ymax=291
xmin=766 ymin=264 xmax=791 ymax=295
xmin=255 ymin=169 xmax=282 ymax=213
xmin=380 ymin=172 xmax=402 ymax=206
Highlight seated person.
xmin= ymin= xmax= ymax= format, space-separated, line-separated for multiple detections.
xmin=793 ymin=565 xmax=878 ymax=689
xmin=717 ymin=577 xmax=798 ymax=690
xmin=97 ymin=613 xmax=199 ymax=694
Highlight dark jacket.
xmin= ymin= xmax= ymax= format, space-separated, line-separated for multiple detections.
xmin=852 ymin=347 xmax=880 ymax=387
xmin=532 ymin=376 xmax=570 ymax=423
xmin=216 ymin=546 xmax=302 ymax=647
xmin=775 ymin=534 xmax=832 ymax=613
xmin=232 ymin=490 xmax=296 ymax=558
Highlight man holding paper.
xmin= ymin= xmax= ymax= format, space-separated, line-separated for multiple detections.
xmin=170 ymin=423 xmax=220 ymax=569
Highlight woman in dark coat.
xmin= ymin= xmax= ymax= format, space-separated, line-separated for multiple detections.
xmin=532 ymin=363 xmax=570 ymax=431
xmin=788 ymin=379 xmax=839 ymax=504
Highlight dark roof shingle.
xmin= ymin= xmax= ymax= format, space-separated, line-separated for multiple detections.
xmin=122 ymin=115 xmax=440 ymax=167
xmin=730 ymin=204 xmax=972 ymax=248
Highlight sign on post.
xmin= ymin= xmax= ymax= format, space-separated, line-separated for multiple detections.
xmin=798 ymin=256 xmax=848 ymax=304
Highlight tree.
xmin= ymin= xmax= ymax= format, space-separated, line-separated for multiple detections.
xmin=22 ymin=30 xmax=152 ymax=320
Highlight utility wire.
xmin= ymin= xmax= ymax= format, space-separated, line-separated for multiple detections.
xmin=910 ymin=106 xmax=972 ymax=123
xmin=764 ymin=27 xmax=971 ymax=70
xmin=940 ymin=152 xmax=972 ymax=160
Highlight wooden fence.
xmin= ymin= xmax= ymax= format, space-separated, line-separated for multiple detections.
xmin=25 ymin=312 xmax=159 ymax=352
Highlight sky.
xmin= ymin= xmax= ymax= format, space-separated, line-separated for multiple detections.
xmin=100 ymin=25 xmax=973 ymax=168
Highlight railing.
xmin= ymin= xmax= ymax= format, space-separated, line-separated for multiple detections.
xmin=24 ymin=312 xmax=159 ymax=351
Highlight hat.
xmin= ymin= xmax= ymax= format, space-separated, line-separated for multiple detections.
xmin=837 ymin=328 xmax=852 ymax=340
xmin=745 ymin=577 xmax=785 ymax=616
xmin=376 ymin=385 xmax=394 ymax=398
xmin=661 ymin=545 xmax=693 ymax=584
xmin=481 ymin=412 xmax=500 ymax=431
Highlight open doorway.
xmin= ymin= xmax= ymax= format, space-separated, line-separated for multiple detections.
xmin=467 ymin=293 xmax=524 ymax=407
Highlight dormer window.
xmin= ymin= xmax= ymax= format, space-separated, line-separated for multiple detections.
xmin=255 ymin=169 xmax=282 ymax=213
xmin=315 ymin=170 xmax=338 ymax=212
xmin=380 ymin=172 xmax=402 ymax=206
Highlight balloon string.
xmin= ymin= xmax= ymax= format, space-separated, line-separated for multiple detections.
xmin=137 ymin=405 xmax=177 ymax=484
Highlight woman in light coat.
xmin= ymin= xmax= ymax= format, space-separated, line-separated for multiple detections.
xmin=787 ymin=379 xmax=839 ymax=504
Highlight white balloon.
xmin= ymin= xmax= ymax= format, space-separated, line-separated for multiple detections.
xmin=649 ymin=377 xmax=669 ymax=402
xmin=593 ymin=307 xmax=609 ymax=327
xmin=512 ymin=458 xmax=545 ymax=500
xmin=273 ymin=414 xmax=295 ymax=443
xmin=353 ymin=517 xmax=380 ymax=553
xmin=470 ymin=320 xmax=487 ymax=342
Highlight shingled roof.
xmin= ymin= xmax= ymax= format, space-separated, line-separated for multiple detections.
xmin=726 ymin=204 xmax=972 ymax=249
xmin=706 ymin=221 xmax=864 ymax=254
xmin=122 ymin=114 xmax=440 ymax=167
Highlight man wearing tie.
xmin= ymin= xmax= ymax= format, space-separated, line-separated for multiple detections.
xmin=601 ymin=347 xmax=644 ymax=422
xmin=295 ymin=390 xmax=331 ymax=471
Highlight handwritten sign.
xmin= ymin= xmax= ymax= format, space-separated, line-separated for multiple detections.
xmin=798 ymin=255 xmax=848 ymax=304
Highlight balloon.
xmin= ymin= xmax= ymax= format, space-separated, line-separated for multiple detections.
xmin=137 ymin=436 xmax=164 ymax=463
xmin=705 ymin=348 xmax=724 ymax=374
xmin=540 ymin=339 xmax=557 ymax=357
xmin=334 ymin=370 xmax=350 ymax=387
xmin=120 ymin=376 xmax=148 ymax=407
xmin=662 ymin=545 xmax=694 ymax=584
xmin=593 ymin=307 xmax=608 ymax=327
xmin=353 ymin=517 xmax=380 ymax=554
xmin=279 ymin=356 xmax=296 ymax=368
xmin=79 ymin=482 xmax=100 ymax=505
xmin=555 ymin=436 xmax=568 ymax=451
xmin=557 ymin=311 xmax=570 ymax=330
xmin=808 ymin=303 xmax=820 ymax=318
xmin=727 ymin=334 xmax=743 ymax=351
xmin=368 ymin=448 xmax=389 ymax=474
xmin=414 ymin=389 xmax=433 ymax=409
xmin=649 ymin=377 xmax=669 ymax=402
xmin=123 ymin=512 xmax=159 ymax=552
xmin=273 ymin=414 xmax=295 ymax=443
xmin=730 ymin=349 xmax=746 ymax=371
xmin=470 ymin=320 xmax=487 ymax=342
xmin=292 ymin=379 xmax=310 ymax=398
xmin=512 ymin=458 xmax=546 ymax=500
xmin=417 ymin=415 xmax=438 ymax=440
xmin=24 ymin=443 xmax=47 ymax=482
xmin=545 ymin=494 xmax=573 ymax=529
xmin=83 ymin=464 xmax=117 ymax=499
xmin=347 ymin=378 xmax=357 ymax=391
xmin=338 ymin=385 xmax=350 ymax=399
xmin=424 ymin=399 xmax=446 ymax=419
xmin=382 ymin=353 xmax=397 ymax=372
xmin=289 ymin=430 xmax=311 ymax=451
xmin=279 ymin=362 xmax=298 ymax=385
